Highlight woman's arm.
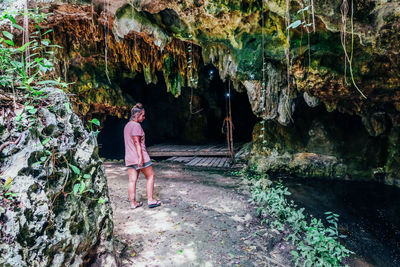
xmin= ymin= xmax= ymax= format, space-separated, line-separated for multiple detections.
xmin=132 ymin=136 xmax=144 ymax=167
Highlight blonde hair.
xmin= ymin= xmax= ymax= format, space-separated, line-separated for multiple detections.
xmin=130 ymin=103 xmax=144 ymax=120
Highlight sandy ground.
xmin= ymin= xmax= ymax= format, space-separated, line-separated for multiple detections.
xmin=104 ymin=161 xmax=289 ymax=267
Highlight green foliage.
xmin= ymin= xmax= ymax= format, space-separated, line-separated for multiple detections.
xmin=0 ymin=178 xmax=18 ymax=202
xmin=0 ymin=10 xmax=66 ymax=91
xmin=245 ymin=171 xmax=353 ymax=266
xmin=87 ymin=118 xmax=101 ymax=137
xmin=68 ymin=164 xmax=96 ymax=196
xmin=1 ymin=8 xmax=105 ymax=206
xmin=0 ymin=9 xmax=70 ymax=134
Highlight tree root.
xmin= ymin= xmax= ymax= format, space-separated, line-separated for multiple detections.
xmin=0 ymin=135 xmax=22 ymax=154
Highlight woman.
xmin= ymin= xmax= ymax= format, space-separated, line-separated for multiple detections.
xmin=124 ymin=103 xmax=161 ymax=209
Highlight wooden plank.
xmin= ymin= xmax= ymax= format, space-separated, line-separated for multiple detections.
xmin=211 ymin=157 xmax=220 ymax=167
xmin=208 ymin=157 xmax=219 ymax=167
xmin=180 ymin=157 xmax=191 ymax=162
xmin=205 ymin=157 xmax=215 ymax=167
xmin=187 ymin=157 xmax=203 ymax=166
xmin=183 ymin=146 xmax=196 ymax=152
xmin=180 ymin=157 xmax=194 ymax=163
xmin=215 ymin=157 xmax=224 ymax=168
xmin=196 ymin=157 xmax=206 ymax=167
xmin=200 ymin=157 xmax=214 ymax=167
xmin=218 ymin=158 xmax=227 ymax=167
xmin=181 ymin=157 xmax=194 ymax=163
xmin=198 ymin=145 xmax=215 ymax=151
xmin=195 ymin=157 xmax=207 ymax=166
xmin=167 ymin=156 xmax=178 ymax=161
xmin=196 ymin=157 xmax=209 ymax=167
xmin=174 ymin=157 xmax=184 ymax=162
xmin=148 ymin=151 xmax=229 ymax=157
xmin=147 ymin=144 xmax=231 ymax=157
xmin=223 ymin=160 xmax=231 ymax=168
xmin=146 ymin=144 xmax=168 ymax=152
xmin=161 ymin=145 xmax=178 ymax=152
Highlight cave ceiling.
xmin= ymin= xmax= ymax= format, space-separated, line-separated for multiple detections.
xmin=4 ymin=0 xmax=400 ymax=128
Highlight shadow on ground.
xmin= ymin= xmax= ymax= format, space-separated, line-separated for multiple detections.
xmin=104 ymin=161 xmax=290 ymax=266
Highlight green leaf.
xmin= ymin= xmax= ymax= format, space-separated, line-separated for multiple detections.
xmin=69 ymin=164 xmax=81 ymax=175
xmin=97 ymin=198 xmax=105 ymax=204
xmin=28 ymin=108 xmax=38 ymax=114
xmin=79 ymin=181 xmax=86 ymax=194
xmin=43 ymin=29 xmax=53 ymax=35
xmin=17 ymin=41 xmax=33 ymax=52
xmin=5 ymin=40 xmax=14 ymax=46
xmin=90 ymin=118 xmax=100 ymax=126
xmin=297 ymin=6 xmax=310 ymax=13
xmin=42 ymin=137 xmax=51 ymax=145
xmin=41 ymin=39 xmax=50 ymax=46
xmin=40 ymin=156 xmax=47 ymax=162
xmin=26 ymin=76 xmax=35 ymax=85
xmin=37 ymin=80 xmax=58 ymax=85
xmin=13 ymin=24 xmax=24 ymax=31
xmin=287 ymin=20 xmax=302 ymax=30
xmin=73 ymin=183 xmax=80 ymax=195
xmin=32 ymin=90 xmax=45 ymax=96
xmin=83 ymin=174 xmax=91 ymax=179
xmin=8 ymin=16 xmax=17 ymax=24
xmin=2 ymin=31 xmax=13 ymax=40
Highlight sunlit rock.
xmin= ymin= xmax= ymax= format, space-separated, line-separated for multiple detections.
xmin=0 ymin=90 xmax=116 ymax=266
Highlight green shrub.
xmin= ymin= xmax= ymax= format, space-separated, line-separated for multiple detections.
xmin=245 ymin=173 xmax=353 ymax=266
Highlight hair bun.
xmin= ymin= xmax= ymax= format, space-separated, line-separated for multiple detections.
xmin=134 ymin=103 xmax=143 ymax=109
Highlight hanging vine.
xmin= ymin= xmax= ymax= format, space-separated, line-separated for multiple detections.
xmin=103 ymin=0 xmax=111 ymax=84
xmin=259 ymin=0 xmax=267 ymax=152
xmin=186 ymin=8 xmax=201 ymax=116
xmin=340 ymin=0 xmax=367 ymax=99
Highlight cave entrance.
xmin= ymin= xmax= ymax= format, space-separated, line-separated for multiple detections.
xmin=97 ymin=65 xmax=258 ymax=166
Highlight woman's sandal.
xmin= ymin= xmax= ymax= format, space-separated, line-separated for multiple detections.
xmin=130 ymin=202 xmax=143 ymax=209
xmin=148 ymin=200 xmax=161 ymax=208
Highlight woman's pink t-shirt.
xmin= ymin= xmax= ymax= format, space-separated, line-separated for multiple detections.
xmin=124 ymin=121 xmax=151 ymax=166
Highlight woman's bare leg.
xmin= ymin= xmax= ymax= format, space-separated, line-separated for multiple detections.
xmin=141 ymin=166 xmax=157 ymax=203
xmin=128 ymin=168 xmax=140 ymax=207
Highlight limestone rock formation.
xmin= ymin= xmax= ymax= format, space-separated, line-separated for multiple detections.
xmin=0 ymin=89 xmax=117 ymax=266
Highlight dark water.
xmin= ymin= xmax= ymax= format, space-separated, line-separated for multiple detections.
xmin=283 ymin=179 xmax=400 ymax=267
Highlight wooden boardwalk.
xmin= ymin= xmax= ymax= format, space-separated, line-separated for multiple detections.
xmin=147 ymin=144 xmax=230 ymax=157
xmin=165 ymin=156 xmax=244 ymax=169
xmin=146 ymin=144 xmax=244 ymax=169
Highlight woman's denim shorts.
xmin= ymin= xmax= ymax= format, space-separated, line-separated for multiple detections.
xmin=128 ymin=161 xmax=152 ymax=170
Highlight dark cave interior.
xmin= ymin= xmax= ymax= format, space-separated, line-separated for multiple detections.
xmin=97 ymin=65 xmax=258 ymax=160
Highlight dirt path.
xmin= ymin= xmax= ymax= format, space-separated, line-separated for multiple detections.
xmin=104 ymin=161 xmax=289 ymax=267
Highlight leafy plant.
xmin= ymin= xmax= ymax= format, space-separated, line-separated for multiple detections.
xmin=245 ymin=172 xmax=353 ymax=266
xmin=1 ymin=8 xmax=104 ymax=208
xmin=87 ymin=118 xmax=101 ymax=137
xmin=1 ymin=9 xmax=69 ymax=133
xmin=0 ymin=178 xmax=18 ymax=207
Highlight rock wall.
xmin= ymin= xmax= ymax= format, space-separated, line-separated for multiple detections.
xmin=0 ymin=90 xmax=117 ymax=266
xmin=249 ymin=103 xmax=400 ymax=186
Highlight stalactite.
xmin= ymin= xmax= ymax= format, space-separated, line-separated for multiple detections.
xmin=47 ymin=14 xmax=201 ymax=95
xmin=41 ymin=8 xmax=202 ymax=118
